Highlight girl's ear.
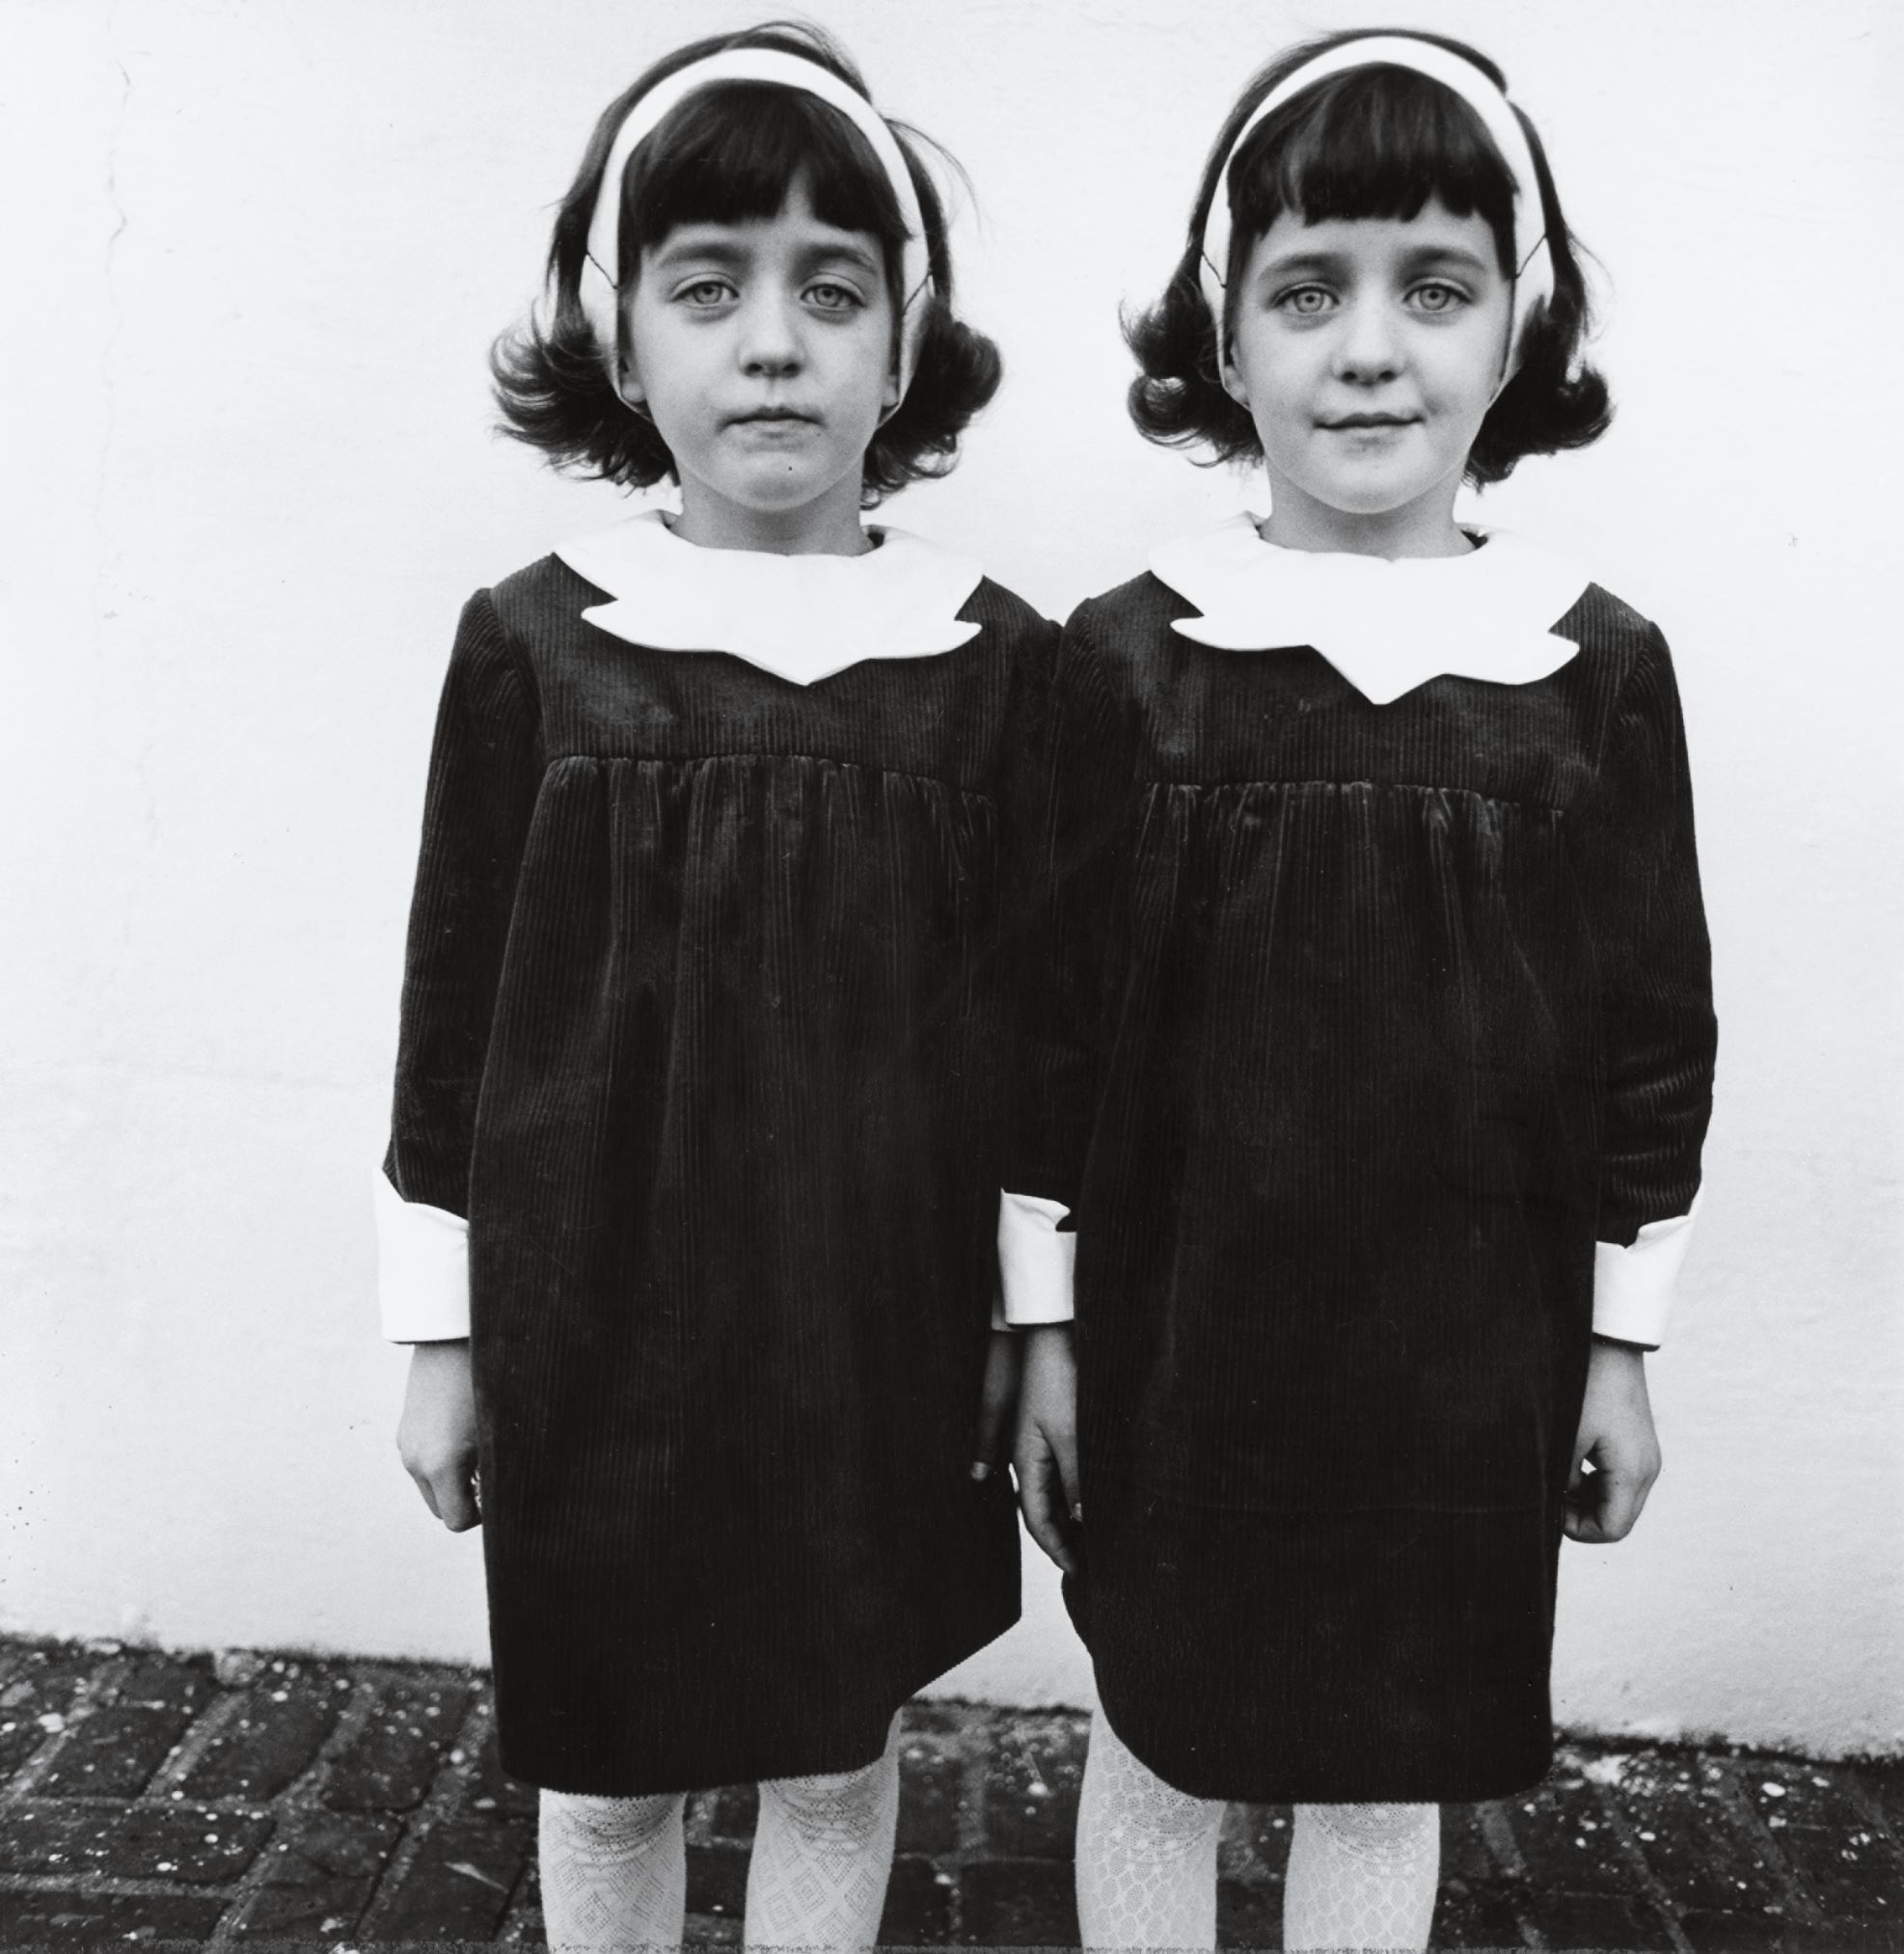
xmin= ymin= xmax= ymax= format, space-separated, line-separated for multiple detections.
xmin=1218 ymin=338 xmax=1250 ymax=413
xmin=611 ymin=290 xmax=648 ymax=412
xmin=613 ymin=351 xmax=648 ymax=414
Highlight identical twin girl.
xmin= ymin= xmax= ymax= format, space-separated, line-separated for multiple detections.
xmin=379 ymin=20 xmax=1716 ymax=1953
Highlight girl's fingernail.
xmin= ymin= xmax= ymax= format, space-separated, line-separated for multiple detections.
xmin=970 ymin=1461 xmax=990 ymax=1481
xmin=1071 ymin=1503 xmax=1083 ymax=1523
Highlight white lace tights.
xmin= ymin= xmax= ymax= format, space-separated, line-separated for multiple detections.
xmin=537 ymin=1719 xmax=901 ymax=1953
xmin=1075 ymin=1712 xmax=1440 ymax=1952
xmin=538 ymin=1782 xmax=685 ymax=1952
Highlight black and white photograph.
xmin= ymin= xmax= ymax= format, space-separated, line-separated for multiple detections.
xmin=1 ymin=2 xmax=1898 ymax=1947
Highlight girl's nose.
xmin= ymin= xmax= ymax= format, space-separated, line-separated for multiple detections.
xmin=737 ymin=290 xmax=802 ymax=375
xmin=1333 ymin=298 xmax=1403 ymax=383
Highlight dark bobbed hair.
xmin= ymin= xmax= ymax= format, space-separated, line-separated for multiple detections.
xmin=1126 ymin=28 xmax=1611 ymax=486
xmin=492 ymin=21 xmax=1000 ymax=505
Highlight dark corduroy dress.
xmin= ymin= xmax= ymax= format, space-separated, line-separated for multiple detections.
xmin=1010 ymin=573 xmax=1716 ymax=1805
xmin=386 ymin=555 xmax=1049 ymax=1795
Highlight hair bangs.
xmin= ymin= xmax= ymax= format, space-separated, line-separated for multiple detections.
xmin=619 ymin=83 xmax=910 ymax=278
xmin=1227 ymin=67 xmax=1518 ymax=285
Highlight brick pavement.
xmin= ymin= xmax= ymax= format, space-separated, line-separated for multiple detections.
xmin=1 ymin=1637 xmax=1901 ymax=1949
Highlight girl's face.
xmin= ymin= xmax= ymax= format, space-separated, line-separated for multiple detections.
xmin=1220 ymin=197 xmax=1513 ymax=555
xmin=620 ymin=176 xmax=899 ymax=552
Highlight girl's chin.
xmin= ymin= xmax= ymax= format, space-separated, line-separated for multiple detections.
xmin=684 ymin=468 xmax=857 ymax=524
xmin=1278 ymin=463 xmax=1457 ymax=525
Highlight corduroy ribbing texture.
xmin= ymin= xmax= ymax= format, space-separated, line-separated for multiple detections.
xmin=386 ymin=557 xmax=1054 ymax=1795
xmin=1007 ymin=572 xmax=1716 ymax=1805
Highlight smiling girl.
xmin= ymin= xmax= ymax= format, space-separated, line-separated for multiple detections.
xmin=1005 ymin=30 xmax=1717 ymax=1951
xmin=376 ymin=24 xmax=1051 ymax=1950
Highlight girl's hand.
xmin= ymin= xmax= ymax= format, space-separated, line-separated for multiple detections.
xmin=971 ymin=1327 xmax=1021 ymax=1482
xmin=1564 ymin=1339 xmax=1662 ymax=1543
xmin=1014 ymin=1325 xmax=1080 ymax=1575
xmin=397 ymin=1339 xmax=480 ymax=1533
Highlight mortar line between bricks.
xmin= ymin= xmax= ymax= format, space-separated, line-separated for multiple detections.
xmin=952 ymin=1704 xmax=992 ymax=1854
xmin=0 ymin=1792 xmax=273 ymax=1814
xmin=1706 ymin=1751 xmax=1827 ymax=1932
xmin=198 ymin=1660 xmax=387 ymax=1948
xmin=350 ymin=1673 xmax=497 ymax=1941
xmin=1473 ymin=1802 xmax=1544 ymax=1951
xmin=299 ymin=1661 xmax=389 ymax=1787
xmin=941 ymin=1696 xmax=996 ymax=1907
xmin=1580 ymin=1761 xmax=1695 ymax=1954
xmin=950 ymin=1702 xmax=999 ymax=1942
xmin=0 ymin=1867 xmax=254 ymax=1901
xmin=146 ymin=1686 xmax=254 ymax=1798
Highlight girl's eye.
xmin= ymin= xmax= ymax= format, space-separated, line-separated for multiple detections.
xmin=677 ymin=279 xmax=735 ymax=307
xmin=1275 ymin=286 xmax=1336 ymax=317
xmin=805 ymin=282 xmax=865 ymax=312
xmin=1410 ymin=282 xmax=1467 ymax=313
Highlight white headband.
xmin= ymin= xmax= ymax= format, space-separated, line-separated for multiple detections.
xmin=1199 ymin=37 xmax=1555 ymax=362
xmin=578 ymin=48 xmax=934 ymax=406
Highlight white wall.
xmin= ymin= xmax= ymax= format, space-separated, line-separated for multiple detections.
xmin=3 ymin=0 xmax=1899 ymax=1756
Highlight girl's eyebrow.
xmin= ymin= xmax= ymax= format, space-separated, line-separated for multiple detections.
xmin=1257 ymin=249 xmax=1347 ymax=279
xmin=795 ymin=240 xmax=884 ymax=278
xmin=1256 ymin=242 xmax=1498 ymax=281
xmin=1399 ymin=243 xmax=1495 ymax=276
xmin=648 ymin=233 xmax=884 ymax=279
xmin=650 ymin=235 xmax=750 ymax=269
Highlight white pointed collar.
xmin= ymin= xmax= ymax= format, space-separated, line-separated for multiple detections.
xmin=1149 ymin=513 xmax=1591 ymax=706
xmin=555 ymin=509 xmax=984 ymax=687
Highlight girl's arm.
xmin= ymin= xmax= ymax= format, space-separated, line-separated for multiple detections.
xmin=1578 ymin=620 xmax=1717 ymax=1343
xmin=380 ymin=591 xmax=543 ymax=1529
xmin=1566 ymin=621 xmax=1717 ymax=1540
xmin=1015 ymin=1325 xmax=1079 ymax=1573
xmin=999 ymin=607 xmax=1131 ymax=1289
xmin=1002 ymin=607 xmax=1134 ymax=1564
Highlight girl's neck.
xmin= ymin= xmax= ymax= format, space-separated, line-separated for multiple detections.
xmin=1260 ymin=475 xmax=1475 ymax=560
xmin=669 ymin=476 xmax=874 ymax=557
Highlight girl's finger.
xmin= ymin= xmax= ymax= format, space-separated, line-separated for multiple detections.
xmin=1018 ymin=1444 xmax=1076 ymax=1575
xmin=1054 ymin=1422 xmax=1081 ymax=1523
xmin=408 ymin=1465 xmax=444 ymax=1523
xmin=1563 ymin=1454 xmax=1603 ymax=1541
xmin=1597 ymin=1468 xmax=1648 ymax=1542
xmin=434 ymin=1468 xmax=480 ymax=1533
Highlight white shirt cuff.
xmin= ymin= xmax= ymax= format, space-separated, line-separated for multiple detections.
xmin=1591 ymin=1192 xmax=1702 ymax=1348
xmin=375 ymin=1171 xmax=471 ymax=1342
xmin=998 ymin=1189 xmax=1075 ymax=1326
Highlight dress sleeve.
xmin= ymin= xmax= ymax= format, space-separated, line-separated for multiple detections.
xmin=379 ymin=590 xmax=543 ymax=1342
xmin=1572 ymin=623 xmax=1717 ymax=1347
xmin=998 ymin=606 xmax=1137 ymax=1327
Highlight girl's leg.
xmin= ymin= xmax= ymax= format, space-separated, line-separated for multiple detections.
xmin=1074 ymin=1710 xmax=1225 ymax=1951
xmin=745 ymin=1717 xmax=902 ymax=1951
xmin=1283 ymin=1801 xmax=1440 ymax=1953
xmin=537 ymin=1786 xmax=688 ymax=1952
